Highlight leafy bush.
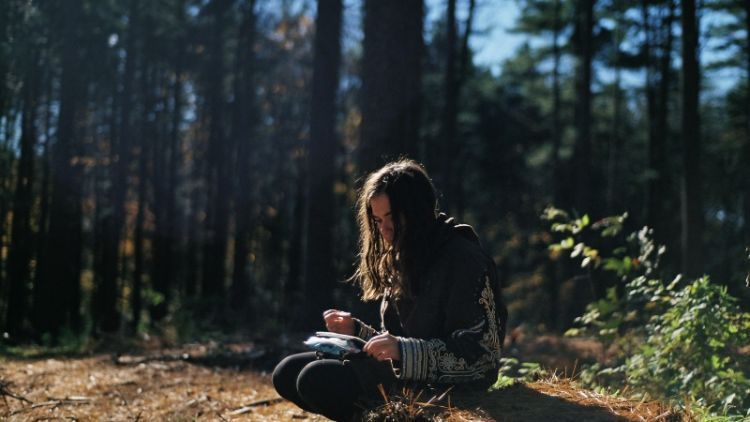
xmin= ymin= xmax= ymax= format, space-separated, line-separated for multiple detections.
xmin=626 ymin=276 xmax=750 ymax=415
xmin=543 ymin=207 xmax=750 ymax=417
xmin=490 ymin=357 xmax=545 ymax=390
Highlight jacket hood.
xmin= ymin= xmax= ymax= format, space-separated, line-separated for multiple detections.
xmin=431 ymin=212 xmax=480 ymax=249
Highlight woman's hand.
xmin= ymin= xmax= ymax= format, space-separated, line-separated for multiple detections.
xmin=363 ymin=332 xmax=401 ymax=361
xmin=323 ymin=309 xmax=355 ymax=335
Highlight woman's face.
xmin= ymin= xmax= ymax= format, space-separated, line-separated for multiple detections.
xmin=370 ymin=193 xmax=394 ymax=245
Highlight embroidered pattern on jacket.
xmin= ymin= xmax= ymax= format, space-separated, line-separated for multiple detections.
xmin=398 ymin=274 xmax=502 ymax=383
xmin=354 ymin=318 xmax=377 ymax=341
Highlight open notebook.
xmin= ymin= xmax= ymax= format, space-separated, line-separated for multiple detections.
xmin=304 ymin=331 xmax=367 ymax=358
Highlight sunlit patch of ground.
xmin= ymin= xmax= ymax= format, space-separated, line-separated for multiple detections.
xmin=445 ymin=377 xmax=682 ymax=421
xmin=0 ymin=344 xmax=325 ymax=421
xmin=0 ymin=339 xmax=684 ymax=421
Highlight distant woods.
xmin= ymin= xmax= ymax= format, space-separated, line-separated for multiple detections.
xmin=0 ymin=0 xmax=748 ymax=342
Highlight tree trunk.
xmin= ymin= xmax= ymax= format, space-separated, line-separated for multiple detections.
xmin=652 ymin=1 xmax=674 ymax=245
xmin=545 ymin=0 xmax=564 ymax=332
xmin=229 ymin=0 xmax=257 ymax=312
xmin=201 ymin=0 xmax=232 ymax=302
xmin=744 ymin=0 xmax=750 ymax=248
xmin=37 ymin=0 xmax=85 ymax=338
xmin=147 ymin=2 xmax=175 ymax=324
xmin=286 ymin=165 xmax=305 ymax=324
xmin=359 ymin=0 xmax=423 ymax=173
xmin=130 ymin=89 xmax=150 ymax=333
xmin=135 ymin=22 xmax=159 ymax=331
xmin=32 ymin=64 xmax=54 ymax=335
xmin=439 ymin=0 xmax=458 ymax=212
xmin=132 ymin=133 xmax=147 ymax=332
xmin=6 ymin=49 xmax=40 ymax=338
xmin=302 ymin=0 xmax=342 ymax=325
xmin=94 ymin=0 xmax=140 ymax=334
xmin=680 ymin=0 xmax=703 ymax=277
xmin=643 ymin=0 xmax=659 ymax=231
xmin=0 ymin=0 xmax=13 ymax=326
xmin=606 ymin=11 xmax=624 ymax=215
xmin=573 ymin=0 xmax=595 ymax=215
xmin=0 ymin=0 xmax=10 ymax=119
xmin=185 ymin=159 xmax=204 ymax=298
xmin=551 ymin=0 xmax=563 ymax=206
xmin=452 ymin=0 xmax=476 ymax=219
xmin=169 ymin=0 xmax=187 ymax=299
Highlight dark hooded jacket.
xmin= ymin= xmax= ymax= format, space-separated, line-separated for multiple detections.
xmin=353 ymin=214 xmax=508 ymax=385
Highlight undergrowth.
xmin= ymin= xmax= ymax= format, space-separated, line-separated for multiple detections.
xmin=544 ymin=206 xmax=750 ymax=419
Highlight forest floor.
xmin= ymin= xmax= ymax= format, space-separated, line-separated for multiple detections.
xmin=0 ymin=334 xmax=686 ymax=421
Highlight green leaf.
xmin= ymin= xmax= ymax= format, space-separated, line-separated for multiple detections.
xmin=571 ymin=242 xmax=584 ymax=258
xmin=565 ymin=328 xmax=581 ymax=337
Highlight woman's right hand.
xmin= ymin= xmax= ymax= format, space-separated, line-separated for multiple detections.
xmin=323 ymin=309 xmax=355 ymax=335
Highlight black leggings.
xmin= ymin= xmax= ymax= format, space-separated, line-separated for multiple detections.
xmin=272 ymin=352 xmax=393 ymax=421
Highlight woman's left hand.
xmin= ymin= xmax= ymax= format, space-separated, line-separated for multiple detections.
xmin=363 ymin=332 xmax=401 ymax=361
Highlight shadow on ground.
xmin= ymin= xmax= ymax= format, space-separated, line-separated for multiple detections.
xmin=452 ymin=384 xmax=629 ymax=422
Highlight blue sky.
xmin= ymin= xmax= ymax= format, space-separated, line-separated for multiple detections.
xmin=340 ymin=0 xmax=740 ymax=95
xmin=425 ymin=0 xmax=524 ymax=76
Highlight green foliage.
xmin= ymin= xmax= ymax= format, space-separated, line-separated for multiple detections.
xmin=625 ymin=276 xmax=750 ymax=415
xmin=490 ymin=357 xmax=545 ymax=391
xmin=545 ymin=207 xmax=750 ymax=417
xmin=0 ymin=327 xmax=91 ymax=358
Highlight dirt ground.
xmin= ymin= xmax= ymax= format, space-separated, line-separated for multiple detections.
xmin=0 ymin=340 xmax=329 ymax=421
xmin=0 ymin=338 xmax=681 ymax=421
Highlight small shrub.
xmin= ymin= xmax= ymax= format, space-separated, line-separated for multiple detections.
xmin=544 ymin=206 xmax=750 ymax=417
xmin=490 ymin=357 xmax=545 ymax=390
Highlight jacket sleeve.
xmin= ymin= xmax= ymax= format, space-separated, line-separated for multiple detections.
xmin=396 ymin=259 xmax=504 ymax=383
xmin=353 ymin=317 xmax=378 ymax=341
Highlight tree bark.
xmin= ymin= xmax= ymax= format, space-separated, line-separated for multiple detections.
xmin=149 ymin=0 xmax=186 ymax=322
xmin=6 ymin=49 xmax=40 ymax=338
xmin=286 ymin=164 xmax=305 ymax=324
xmin=32 ymin=62 xmax=54 ymax=336
xmin=302 ymin=0 xmax=342 ymax=325
xmin=573 ymin=0 xmax=595 ymax=214
xmin=643 ymin=0 xmax=659 ymax=230
xmin=359 ymin=0 xmax=423 ymax=173
xmin=0 ymin=0 xmax=11 ymax=119
xmin=551 ymin=0 xmax=563 ymax=206
xmin=132 ymin=125 xmax=148 ymax=332
xmin=652 ymin=1 xmax=674 ymax=245
xmin=37 ymin=0 xmax=85 ymax=338
xmin=680 ymin=0 xmax=703 ymax=277
xmin=744 ymin=0 xmax=750 ymax=248
xmin=201 ymin=0 xmax=232 ymax=302
xmin=229 ymin=0 xmax=257 ymax=312
xmin=135 ymin=19 xmax=159 ymax=331
xmin=606 ymin=10 xmax=623 ymax=215
xmin=546 ymin=0 xmax=563 ymax=332
xmin=440 ymin=0 xmax=458 ymax=212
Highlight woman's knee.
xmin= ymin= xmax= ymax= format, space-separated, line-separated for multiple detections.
xmin=297 ymin=359 xmax=356 ymax=398
xmin=295 ymin=360 xmax=328 ymax=395
xmin=272 ymin=352 xmax=317 ymax=398
xmin=296 ymin=360 xmax=360 ymax=421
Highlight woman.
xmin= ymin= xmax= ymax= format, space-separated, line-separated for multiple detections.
xmin=272 ymin=159 xmax=507 ymax=421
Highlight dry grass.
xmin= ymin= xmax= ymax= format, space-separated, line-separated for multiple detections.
xmin=361 ymin=374 xmax=686 ymax=422
xmin=444 ymin=375 xmax=686 ymax=422
xmin=0 ymin=343 xmax=324 ymax=421
xmin=0 ymin=340 xmax=687 ymax=421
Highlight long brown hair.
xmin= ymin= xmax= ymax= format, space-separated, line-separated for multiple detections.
xmin=351 ymin=159 xmax=438 ymax=301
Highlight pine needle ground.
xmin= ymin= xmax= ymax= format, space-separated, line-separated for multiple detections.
xmin=1 ymin=339 xmax=686 ymax=421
